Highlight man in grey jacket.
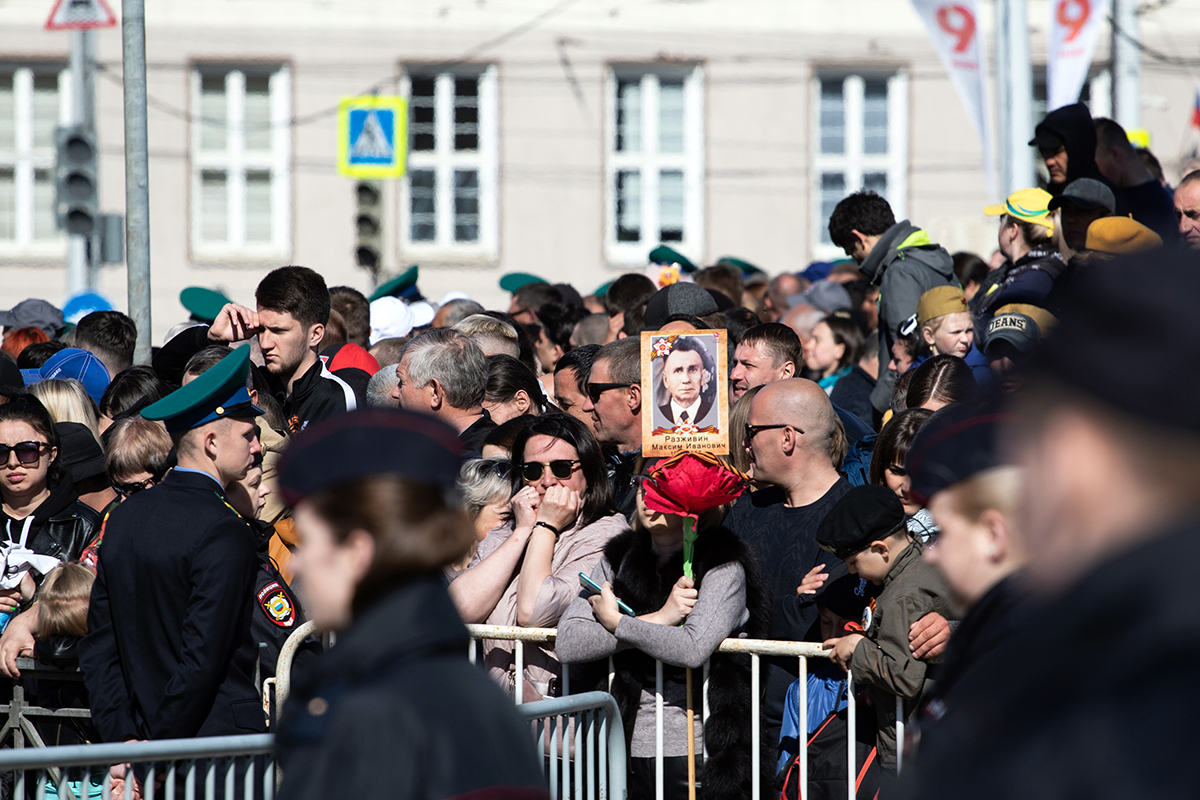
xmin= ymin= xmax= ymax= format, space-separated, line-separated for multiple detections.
xmin=828 ymin=191 xmax=956 ymax=416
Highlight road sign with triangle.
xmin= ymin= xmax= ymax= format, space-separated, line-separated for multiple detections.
xmin=338 ymin=96 xmax=408 ymax=179
xmin=46 ymin=0 xmax=118 ymax=30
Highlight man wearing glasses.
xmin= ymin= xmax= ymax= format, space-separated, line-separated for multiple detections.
xmin=580 ymin=338 xmax=642 ymax=519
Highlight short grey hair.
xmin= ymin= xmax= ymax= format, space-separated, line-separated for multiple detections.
xmin=403 ymin=328 xmax=487 ymax=410
xmin=594 ymin=336 xmax=641 ymax=385
xmin=366 ymin=368 xmax=399 ymax=409
xmin=454 ymin=314 xmax=520 ymax=358
xmin=457 ymin=457 xmax=513 ymax=521
xmin=438 ymin=298 xmax=485 ymax=328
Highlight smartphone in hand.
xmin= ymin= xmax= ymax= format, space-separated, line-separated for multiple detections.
xmin=578 ymin=572 xmax=636 ymax=615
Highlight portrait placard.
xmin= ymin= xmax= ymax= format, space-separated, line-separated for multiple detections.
xmin=641 ymin=329 xmax=729 ymax=457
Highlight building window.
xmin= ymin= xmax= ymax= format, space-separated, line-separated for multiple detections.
xmin=605 ymin=67 xmax=704 ymax=266
xmin=811 ymin=72 xmax=908 ymax=259
xmin=400 ymin=66 xmax=498 ymax=260
xmin=190 ymin=65 xmax=291 ymax=261
xmin=0 ymin=66 xmax=66 ymax=255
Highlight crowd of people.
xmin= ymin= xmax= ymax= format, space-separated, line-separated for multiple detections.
xmin=0 ymin=101 xmax=1198 ymax=799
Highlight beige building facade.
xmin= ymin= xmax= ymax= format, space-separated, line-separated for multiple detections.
xmin=1 ymin=0 xmax=1198 ymax=342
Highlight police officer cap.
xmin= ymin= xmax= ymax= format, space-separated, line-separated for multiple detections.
xmin=1037 ymin=249 xmax=1200 ymax=434
xmin=278 ymin=409 xmax=464 ymax=506
xmin=141 ymin=345 xmax=264 ymax=434
xmin=499 ymin=272 xmax=547 ymax=293
xmin=816 ymin=484 xmax=907 ymax=560
xmin=906 ymin=404 xmax=1014 ymax=506
xmin=649 ymin=245 xmax=697 ymax=273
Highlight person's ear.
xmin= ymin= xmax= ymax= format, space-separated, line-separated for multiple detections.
xmin=870 ymin=539 xmax=890 ymax=561
xmin=426 ymin=378 xmax=444 ymax=411
xmin=552 ymin=344 xmax=564 ymax=364
xmin=249 ymin=388 xmax=259 ymax=405
xmin=342 ymin=528 xmax=377 ymax=584
xmin=834 ymin=343 xmax=846 ymax=363
xmin=781 ymin=361 xmax=796 ymax=379
xmin=308 ymin=323 xmax=325 ymax=349
xmin=514 ymin=390 xmax=531 ymax=416
xmin=627 ymin=383 xmax=641 ymax=414
xmin=48 ymin=446 xmax=58 ymax=465
xmin=203 ymin=429 xmax=220 ymax=460
xmin=922 ymin=326 xmax=936 ymax=347
xmin=979 ymin=508 xmax=1013 ymax=563
xmin=780 ymin=425 xmax=799 ymax=456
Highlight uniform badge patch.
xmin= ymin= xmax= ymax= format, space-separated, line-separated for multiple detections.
xmin=862 ymin=597 xmax=877 ymax=633
xmin=257 ymin=580 xmax=296 ymax=628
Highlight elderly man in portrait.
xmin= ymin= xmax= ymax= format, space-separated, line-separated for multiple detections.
xmin=655 ymin=336 xmax=718 ymax=430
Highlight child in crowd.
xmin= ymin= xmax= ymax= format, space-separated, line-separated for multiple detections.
xmin=777 ymin=573 xmax=878 ymax=771
xmin=816 ymin=484 xmax=960 ymax=773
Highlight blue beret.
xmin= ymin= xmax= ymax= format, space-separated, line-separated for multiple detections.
xmin=278 ymin=409 xmax=464 ymax=505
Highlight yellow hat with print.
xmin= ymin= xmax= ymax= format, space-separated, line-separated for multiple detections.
xmin=984 ymin=187 xmax=1054 ymax=232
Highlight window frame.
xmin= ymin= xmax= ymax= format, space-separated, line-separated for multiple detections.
xmin=398 ymin=64 xmax=499 ymax=263
xmin=0 ymin=63 xmax=69 ymax=259
xmin=809 ymin=70 xmax=909 ymax=262
xmin=189 ymin=63 xmax=292 ymax=263
xmin=603 ymin=64 xmax=705 ymax=269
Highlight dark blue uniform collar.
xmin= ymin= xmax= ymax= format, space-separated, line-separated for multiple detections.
xmin=165 ymin=467 xmax=226 ymax=495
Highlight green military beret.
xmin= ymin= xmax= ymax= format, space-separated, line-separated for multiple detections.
xmin=716 ymin=256 xmax=765 ymax=277
xmin=648 ymin=245 xmax=696 ymax=274
xmin=369 ymin=265 xmax=420 ymax=302
xmin=180 ymin=287 xmax=233 ymax=325
xmin=499 ymin=272 xmax=548 ymax=293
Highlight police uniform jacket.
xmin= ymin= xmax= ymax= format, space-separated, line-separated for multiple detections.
xmin=276 ymin=575 xmax=548 ymax=800
xmin=79 ymin=469 xmax=266 ymax=742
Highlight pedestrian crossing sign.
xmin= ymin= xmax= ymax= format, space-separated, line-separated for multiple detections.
xmin=338 ymin=96 xmax=408 ymax=179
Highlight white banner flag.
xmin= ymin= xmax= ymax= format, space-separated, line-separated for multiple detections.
xmin=1047 ymin=0 xmax=1112 ymax=112
xmin=910 ymin=0 xmax=996 ymax=196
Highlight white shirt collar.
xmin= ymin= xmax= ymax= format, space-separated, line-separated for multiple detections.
xmin=670 ymin=398 xmax=702 ymax=423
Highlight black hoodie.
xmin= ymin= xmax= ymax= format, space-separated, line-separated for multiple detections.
xmin=1031 ymin=103 xmax=1126 ymax=212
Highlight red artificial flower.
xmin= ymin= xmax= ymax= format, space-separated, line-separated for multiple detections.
xmin=642 ymin=451 xmax=748 ymax=521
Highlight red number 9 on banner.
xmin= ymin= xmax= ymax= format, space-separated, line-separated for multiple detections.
xmin=1057 ymin=0 xmax=1091 ymax=42
xmin=936 ymin=4 xmax=976 ymax=53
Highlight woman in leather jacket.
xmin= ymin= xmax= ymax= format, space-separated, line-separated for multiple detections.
xmin=0 ymin=396 xmax=101 ymax=613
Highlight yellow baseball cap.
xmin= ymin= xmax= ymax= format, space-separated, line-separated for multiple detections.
xmin=984 ymin=187 xmax=1055 ymax=231
xmin=1085 ymin=217 xmax=1163 ymax=254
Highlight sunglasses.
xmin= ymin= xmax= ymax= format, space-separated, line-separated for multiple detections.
xmin=113 ymin=474 xmax=163 ymax=499
xmin=0 ymin=441 xmax=50 ymax=466
xmin=586 ymin=382 xmax=630 ymax=403
xmin=743 ymin=422 xmax=805 ymax=445
xmin=520 ymin=460 xmax=581 ymax=482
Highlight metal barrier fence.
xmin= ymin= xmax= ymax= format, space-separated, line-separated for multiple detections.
xmin=0 ymin=733 xmax=275 ymax=800
xmin=467 ymin=624 xmax=902 ymax=800
xmin=518 ymin=691 xmax=626 ymax=800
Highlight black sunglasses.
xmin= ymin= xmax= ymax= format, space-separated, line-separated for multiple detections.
xmin=743 ymin=422 xmax=805 ymax=445
xmin=520 ymin=460 xmax=581 ymax=482
xmin=113 ymin=473 xmax=163 ymax=499
xmin=586 ymin=382 xmax=630 ymax=403
xmin=0 ymin=441 xmax=50 ymax=466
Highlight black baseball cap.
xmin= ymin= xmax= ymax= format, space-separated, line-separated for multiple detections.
xmin=816 ymin=484 xmax=908 ymax=560
xmin=643 ymin=283 xmax=720 ymax=329
xmin=55 ymin=422 xmax=108 ymax=484
xmin=1047 ymin=178 xmax=1116 ymax=214
xmin=0 ymin=358 xmax=24 ymax=398
xmin=1028 ymin=128 xmax=1064 ymax=150
xmin=906 ymin=404 xmax=1015 ymax=506
xmin=984 ymin=313 xmax=1040 ymax=358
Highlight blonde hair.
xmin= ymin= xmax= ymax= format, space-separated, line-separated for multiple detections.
xmin=30 ymin=379 xmax=100 ymax=441
xmin=945 ymin=466 xmax=1021 ymax=521
xmin=453 ymin=314 xmax=520 ymax=358
xmin=727 ymin=385 xmax=762 ymax=475
xmin=104 ymin=415 xmax=172 ymax=483
xmin=36 ymin=563 xmax=95 ymax=638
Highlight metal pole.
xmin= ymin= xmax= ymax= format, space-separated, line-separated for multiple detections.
xmin=66 ymin=30 xmax=88 ymax=296
xmin=994 ymin=0 xmax=1012 ymax=196
xmin=1111 ymin=0 xmax=1141 ymax=130
xmin=1005 ymin=0 xmax=1036 ymax=194
xmin=83 ymin=30 xmax=99 ymax=290
xmin=122 ymin=0 xmax=152 ymax=365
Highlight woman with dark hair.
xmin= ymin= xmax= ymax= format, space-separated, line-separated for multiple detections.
xmin=558 ymin=454 xmax=768 ymax=800
xmin=482 ymin=354 xmax=547 ymax=424
xmin=905 ymin=355 xmax=977 ymax=412
xmin=0 ymin=397 xmax=100 ymax=584
xmin=870 ymin=407 xmax=936 ymax=540
xmin=273 ymin=409 xmax=546 ymax=800
xmin=450 ymin=412 xmax=630 ymax=701
xmin=804 ymin=315 xmax=863 ymax=394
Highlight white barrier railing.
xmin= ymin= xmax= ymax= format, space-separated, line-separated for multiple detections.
xmin=466 ymin=624 xmax=901 ymax=800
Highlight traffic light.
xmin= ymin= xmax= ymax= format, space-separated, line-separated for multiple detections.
xmin=55 ymin=125 xmax=99 ymax=236
xmin=355 ymin=180 xmax=383 ymax=274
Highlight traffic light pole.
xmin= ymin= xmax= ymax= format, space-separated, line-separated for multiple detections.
xmin=66 ymin=30 xmax=89 ymax=296
xmin=122 ymin=0 xmax=152 ymax=365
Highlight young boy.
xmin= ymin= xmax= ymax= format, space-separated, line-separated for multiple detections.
xmin=816 ymin=484 xmax=960 ymax=773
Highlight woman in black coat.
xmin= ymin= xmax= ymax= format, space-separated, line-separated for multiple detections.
xmin=274 ymin=409 xmax=548 ymax=800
